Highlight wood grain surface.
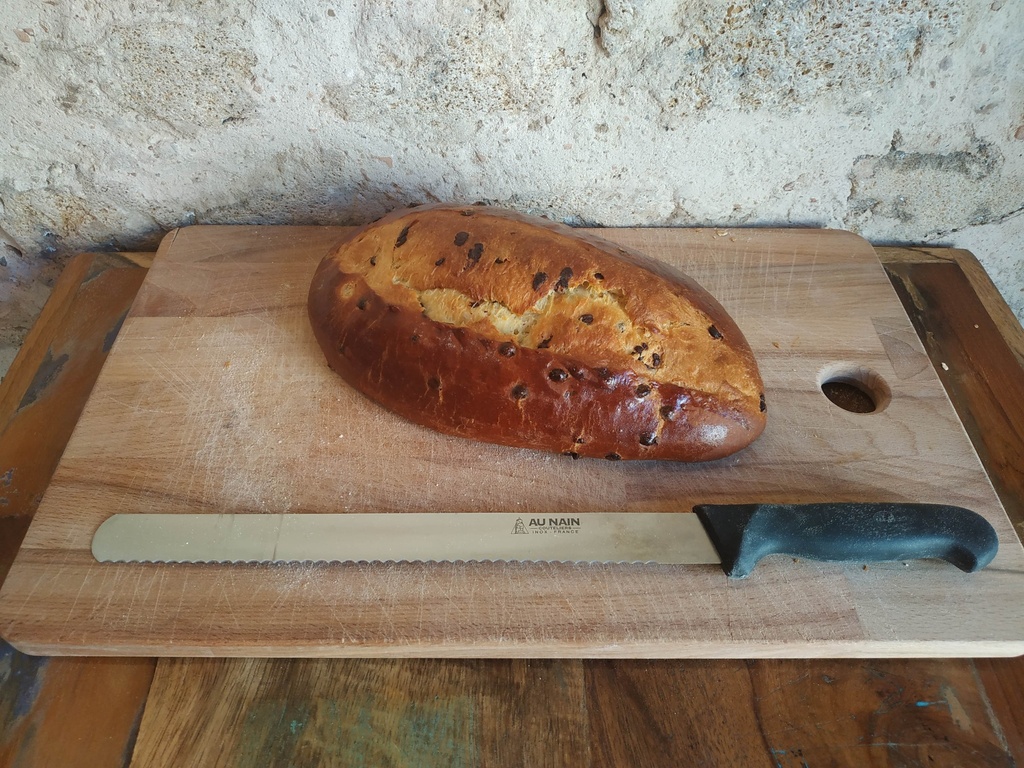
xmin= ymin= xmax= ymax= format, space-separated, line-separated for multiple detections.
xmin=877 ymin=246 xmax=1024 ymax=372
xmin=885 ymin=254 xmax=1024 ymax=768
xmin=127 ymin=657 xmax=1020 ymax=767
xmin=886 ymin=259 xmax=1024 ymax=541
xmin=2 ymin=241 xmax=1023 ymax=766
xmin=0 ymin=254 xmax=147 ymax=524
xmin=1 ymin=227 xmax=1022 ymax=657
xmin=0 ymin=253 xmax=155 ymax=767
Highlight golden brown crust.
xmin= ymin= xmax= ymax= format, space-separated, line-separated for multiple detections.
xmin=308 ymin=203 xmax=766 ymax=461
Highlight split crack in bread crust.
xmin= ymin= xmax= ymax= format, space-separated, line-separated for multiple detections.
xmin=308 ymin=203 xmax=766 ymax=462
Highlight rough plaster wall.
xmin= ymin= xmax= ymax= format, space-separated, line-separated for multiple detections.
xmin=1 ymin=0 xmax=1022 ymax=375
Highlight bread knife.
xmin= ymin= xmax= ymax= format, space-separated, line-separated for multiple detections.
xmin=91 ymin=503 xmax=999 ymax=578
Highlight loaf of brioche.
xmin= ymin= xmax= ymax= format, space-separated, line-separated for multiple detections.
xmin=308 ymin=204 xmax=766 ymax=461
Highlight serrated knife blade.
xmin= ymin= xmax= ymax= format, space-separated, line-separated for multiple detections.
xmin=91 ymin=512 xmax=722 ymax=567
xmin=91 ymin=503 xmax=1000 ymax=579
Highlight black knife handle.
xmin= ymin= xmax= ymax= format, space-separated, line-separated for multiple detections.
xmin=693 ymin=503 xmax=999 ymax=579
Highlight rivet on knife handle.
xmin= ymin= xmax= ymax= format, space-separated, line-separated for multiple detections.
xmin=694 ymin=502 xmax=1000 ymax=579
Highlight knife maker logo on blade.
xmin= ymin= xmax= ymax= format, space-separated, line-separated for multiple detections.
xmin=512 ymin=516 xmax=582 ymax=535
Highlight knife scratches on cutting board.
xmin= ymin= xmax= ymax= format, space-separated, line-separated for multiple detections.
xmin=180 ymin=318 xmax=318 ymax=513
xmin=172 ymin=312 xmax=450 ymax=518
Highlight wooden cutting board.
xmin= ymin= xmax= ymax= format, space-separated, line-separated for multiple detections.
xmin=2 ymin=225 xmax=1023 ymax=657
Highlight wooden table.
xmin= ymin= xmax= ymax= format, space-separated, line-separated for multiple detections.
xmin=1 ymin=243 xmax=1022 ymax=767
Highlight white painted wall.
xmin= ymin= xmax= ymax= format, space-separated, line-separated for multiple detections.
xmin=2 ymin=0 xmax=1022 ymax=371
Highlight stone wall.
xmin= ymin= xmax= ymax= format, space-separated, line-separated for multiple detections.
xmin=2 ymin=0 xmax=1022 ymax=372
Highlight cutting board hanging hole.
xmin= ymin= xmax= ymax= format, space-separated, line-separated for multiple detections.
xmin=819 ymin=363 xmax=891 ymax=414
